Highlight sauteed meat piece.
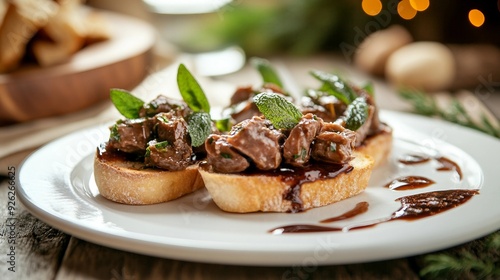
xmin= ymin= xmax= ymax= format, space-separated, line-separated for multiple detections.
xmin=145 ymin=113 xmax=193 ymax=170
xmin=283 ymin=113 xmax=322 ymax=166
xmin=311 ymin=122 xmax=356 ymax=164
xmin=108 ymin=118 xmax=152 ymax=154
xmin=139 ymin=95 xmax=193 ymax=118
xmin=205 ymin=134 xmax=250 ymax=173
xmin=227 ymin=116 xmax=284 ymax=170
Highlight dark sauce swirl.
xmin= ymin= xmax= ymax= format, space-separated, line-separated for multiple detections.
xmin=398 ymin=154 xmax=463 ymax=180
xmin=385 ymin=176 xmax=435 ymax=191
xmin=241 ymin=162 xmax=353 ymax=213
xmin=269 ymin=189 xmax=479 ymax=234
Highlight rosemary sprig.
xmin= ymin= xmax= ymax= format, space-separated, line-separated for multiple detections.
xmin=418 ymin=231 xmax=500 ymax=280
xmin=399 ymin=89 xmax=500 ymax=138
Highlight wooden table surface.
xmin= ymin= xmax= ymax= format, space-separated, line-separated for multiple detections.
xmin=1 ymin=55 xmax=499 ymax=280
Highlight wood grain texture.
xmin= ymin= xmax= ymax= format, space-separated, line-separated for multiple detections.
xmin=55 ymin=237 xmax=419 ymax=280
xmin=0 ymin=180 xmax=70 ymax=280
xmin=0 ymin=172 xmax=421 ymax=280
xmin=0 ymin=52 xmax=151 ymax=125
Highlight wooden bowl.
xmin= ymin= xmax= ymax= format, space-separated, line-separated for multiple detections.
xmin=0 ymin=10 xmax=156 ymax=126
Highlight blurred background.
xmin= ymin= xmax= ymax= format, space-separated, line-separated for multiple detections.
xmin=88 ymin=0 xmax=500 ymax=55
xmin=87 ymin=0 xmax=500 ymax=94
xmin=86 ymin=0 xmax=500 ymax=119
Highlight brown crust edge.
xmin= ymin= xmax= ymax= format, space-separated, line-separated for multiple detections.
xmin=93 ymin=152 xmax=204 ymax=205
xmin=200 ymin=130 xmax=392 ymax=213
xmin=356 ymin=126 xmax=393 ymax=168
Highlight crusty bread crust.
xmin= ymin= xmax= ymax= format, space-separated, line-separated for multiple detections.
xmin=200 ymin=130 xmax=392 ymax=213
xmin=94 ymin=152 xmax=204 ymax=205
xmin=93 ymin=128 xmax=392 ymax=209
xmin=356 ymin=125 xmax=393 ymax=168
xmin=200 ymin=154 xmax=374 ymax=213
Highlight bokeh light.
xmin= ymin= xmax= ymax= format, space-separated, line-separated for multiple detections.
xmin=398 ymin=0 xmax=417 ymax=20
xmin=409 ymin=0 xmax=430 ymax=12
xmin=468 ymin=9 xmax=485 ymax=27
xmin=362 ymin=0 xmax=383 ymax=16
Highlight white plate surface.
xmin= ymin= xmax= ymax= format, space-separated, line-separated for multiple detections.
xmin=18 ymin=111 xmax=500 ymax=265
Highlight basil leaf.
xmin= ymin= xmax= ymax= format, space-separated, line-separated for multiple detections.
xmin=177 ymin=64 xmax=210 ymax=113
xmin=109 ymin=88 xmax=144 ymax=119
xmin=310 ymin=70 xmax=357 ymax=105
xmin=251 ymin=57 xmax=283 ymax=88
xmin=344 ymin=97 xmax=369 ymax=131
xmin=253 ymin=92 xmax=302 ymax=129
xmin=188 ymin=112 xmax=212 ymax=147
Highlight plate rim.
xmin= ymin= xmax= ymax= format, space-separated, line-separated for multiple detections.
xmin=17 ymin=110 xmax=500 ymax=265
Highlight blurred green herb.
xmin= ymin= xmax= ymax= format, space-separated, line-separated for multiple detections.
xmin=215 ymin=118 xmax=232 ymax=132
xmin=310 ymin=70 xmax=357 ymax=105
xmin=418 ymin=231 xmax=500 ymax=280
xmin=399 ymin=89 xmax=500 ymax=138
xmin=154 ymin=141 xmax=170 ymax=150
xmin=251 ymin=57 xmax=283 ymax=88
xmin=177 ymin=64 xmax=210 ymax=113
xmin=190 ymin=0 xmax=366 ymax=56
xmin=362 ymin=81 xmax=374 ymax=96
xmin=177 ymin=64 xmax=213 ymax=146
xmin=188 ymin=112 xmax=212 ymax=147
xmin=109 ymin=88 xmax=144 ymax=119
xmin=344 ymin=97 xmax=369 ymax=131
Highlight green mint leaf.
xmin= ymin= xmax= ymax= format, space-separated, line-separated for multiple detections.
xmin=155 ymin=141 xmax=170 ymax=150
xmin=188 ymin=112 xmax=212 ymax=147
xmin=362 ymin=81 xmax=375 ymax=96
xmin=344 ymin=97 xmax=369 ymax=131
xmin=251 ymin=57 xmax=283 ymax=88
xmin=177 ymin=64 xmax=210 ymax=113
xmin=253 ymin=92 xmax=302 ymax=129
xmin=310 ymin=70 xmax=357 ymax=105
xmin=215 ymin=118 xmax=232 ymax=132
xmin=109 ymin=88 xmax=144 ymax=119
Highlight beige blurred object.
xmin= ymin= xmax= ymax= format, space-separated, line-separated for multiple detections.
xmin=0 ymin=0 xmax=58 ymax=72
xmin=385 ymin=42 xmax=456 ymax=92
xmin=448 ymin=44 xmax=500 ymax=90
xmin=32 ymin=0 xmax=113 ymax=67
xmin=354 ymin=25 xmax=413 ymax=76
xmin=32 ymin=0 xmax=87 ymax=67
xmin=0 ymin=0 xmax=112 ymax=72
xmin=0 ymin=0 xmax=8 ymax=20
xmin=0 ymin=9 xmax=155 ymax=125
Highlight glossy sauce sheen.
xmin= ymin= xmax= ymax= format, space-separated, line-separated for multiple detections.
xmin=385 ymin=176 xmax=435 ymax=190
xmin=269 ymin=190 xmax=478 ymax=234
xmin=97 ymin=144 xmax=142 ymax=162
xmin=97 ymin=144 xmax=201 ymax=168
xmin=320 ymin=202 xmax=369 ymax=223
xmin=398 ymin=154 xmax=430 ymax=165
xmin=399 ymin=154 xmax=462 ymax=180
xmin=436 ymin=157 xmax=463 ymax=180
xmin=242 ymin=162 xmax=353 ymax=212
xmin=392 ymin=189 xmax=478 ymax=220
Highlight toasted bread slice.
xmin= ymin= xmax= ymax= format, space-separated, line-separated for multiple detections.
xmin=200 ymin=153 xmax=374 ymax=213
xmin=94 ymin=151 xmax=204 ymax=205
xmin=356 ymin=125 xmax=393 ymax=168
xmin=200 ymin=130 xmax=391 ymax=213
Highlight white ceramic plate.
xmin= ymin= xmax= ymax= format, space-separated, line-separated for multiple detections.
xmin=18 ymin=111 xmax=500 ymax=266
